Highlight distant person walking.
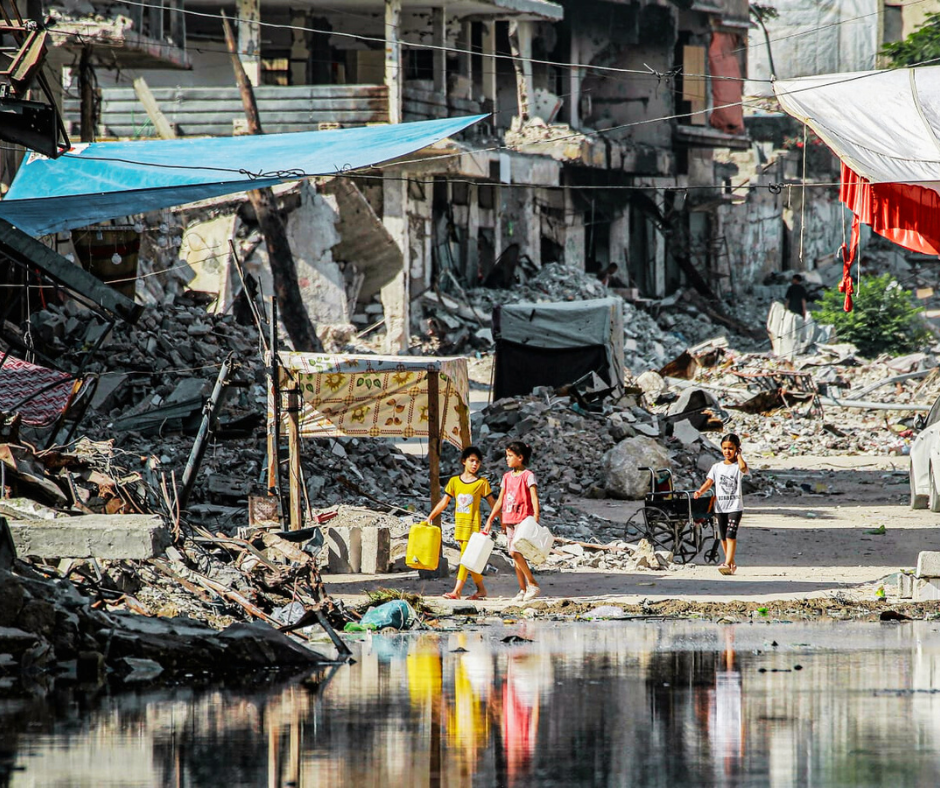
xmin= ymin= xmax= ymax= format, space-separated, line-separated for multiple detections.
xmin=483 ymin=441 xmax=541 ymax=602
xmin=693 ymin=434 xmax=748 ymax=575
xmin=785 ymin=274 xmax=808 ymax=318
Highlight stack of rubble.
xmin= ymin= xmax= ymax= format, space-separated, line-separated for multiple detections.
xmin=413 ymin=263 xmax=760 ymax=373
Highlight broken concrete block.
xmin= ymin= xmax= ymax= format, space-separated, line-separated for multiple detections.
xmin=636 ymin=370 xmax=666 ymax=397
xmin=90 ymin=372 xmax=129 ymax=412
xmin=0 ymin=517 xmax=14 ymax=571
xmin=898 ymin=572 xmax=913 ymax=599
xmin=916 ymin=551 xmax=940 ymax=578
xmin=326 ymin=526 xmax=362 ymax=573
xmin=603 ymin=436 xmax=670 ymax=500
xmin=9 ymin=514 xmax=170 ymax=560
xmin=166 ymin=378 xmax=211 ymax=404
xmin=673 ymin=419 xmax=701 ymax=447
xmin=360 ymin=527 xmax=390 ymax=574
xmin=915 ymin=577 xmax=940 ymax=601
xmin=634 ymin=421 xmax=660 ymax=438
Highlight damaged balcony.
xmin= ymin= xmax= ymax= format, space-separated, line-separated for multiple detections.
xmin=62 ymin=0 xmax=561 ymax=139
xmin=49 ymin=0 xmax=190 ymax=70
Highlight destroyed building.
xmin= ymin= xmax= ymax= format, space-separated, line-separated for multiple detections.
xmin=26 ymin=0 xmax=872 ymax=351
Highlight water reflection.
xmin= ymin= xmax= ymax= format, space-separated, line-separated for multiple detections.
xmin=5 ymin=621 xmax=940 ymax=786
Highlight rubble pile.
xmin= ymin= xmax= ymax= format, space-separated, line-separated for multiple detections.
xmin=0 ymin=563 xmax=328 ymax=685
xmin=661 ymin=347 xmax=940 ymax=458
xmin=472 ymin=387 xmax=728 ymax=516
xmin=416 ymin=263 xmax=759 ymax=372
xmin=28 ymin=299 xmax=435 ymax=515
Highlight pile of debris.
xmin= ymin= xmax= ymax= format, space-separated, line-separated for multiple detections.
xmin=414 ymin=262 xmax=761 ymax=373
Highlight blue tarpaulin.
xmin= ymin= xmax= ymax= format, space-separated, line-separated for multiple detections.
xmin=0 ymin=115 xmax=485 ymax=237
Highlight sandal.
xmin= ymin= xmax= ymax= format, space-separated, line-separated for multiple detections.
xmin=718 ymin=565 xmax=733 ymax=575
xmin=442 ymin=592 xmax=460 ymax=600
xmin=468 ymin=592 xmax=487 ymax=600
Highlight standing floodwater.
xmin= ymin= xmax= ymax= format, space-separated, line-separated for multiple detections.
xmin=4 ymin=620 xmax=940 ymax=786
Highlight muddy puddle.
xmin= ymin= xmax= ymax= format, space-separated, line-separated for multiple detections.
xmin=4 ymin=620 xmax=940 ymax=786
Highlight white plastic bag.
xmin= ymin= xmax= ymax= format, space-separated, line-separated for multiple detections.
xmin=510 ymin=516 xmax=553 ymax=565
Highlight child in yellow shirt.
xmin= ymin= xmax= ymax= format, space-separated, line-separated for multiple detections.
xmin=425 ymin=446 xmax=497 ymax=600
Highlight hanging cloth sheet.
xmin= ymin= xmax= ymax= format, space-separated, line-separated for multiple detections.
xmin=774 ymin=66 xmax=940 ymax=312
xmin=270 ymin=353 xmax=470 ymax=449
xmin=708 ymin=33 xmax=745 ymax=135
xmin=0 ymin=357 xmax=79 ymax=426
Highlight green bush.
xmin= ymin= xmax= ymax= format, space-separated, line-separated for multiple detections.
xmin=814 ymin=273 xmax=931 ymax=356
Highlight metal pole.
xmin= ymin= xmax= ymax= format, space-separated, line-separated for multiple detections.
xmin=178 ymin=353 xmax=234 ymax=511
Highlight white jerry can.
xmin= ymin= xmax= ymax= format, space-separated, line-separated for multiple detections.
xmin=459 ymin=531 xmax=494 ymax=575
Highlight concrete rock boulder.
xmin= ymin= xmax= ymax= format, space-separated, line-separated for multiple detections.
xmin=603 ymin=436 xmax=671 ymax=500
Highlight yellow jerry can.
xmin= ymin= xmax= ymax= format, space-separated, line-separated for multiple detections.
xmin=406 ymin=521 xmax=441 ymax=571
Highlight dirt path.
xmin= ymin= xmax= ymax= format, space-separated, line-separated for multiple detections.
xmin=326 ymin=454 xmax=934 ymax=611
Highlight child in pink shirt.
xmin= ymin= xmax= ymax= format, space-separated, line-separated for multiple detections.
xmin=483 ymin=441 xmax=540 ymax=603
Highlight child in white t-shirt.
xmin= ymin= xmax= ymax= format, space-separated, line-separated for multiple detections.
xmin=694 ymin=433 xmax=748 ymax=575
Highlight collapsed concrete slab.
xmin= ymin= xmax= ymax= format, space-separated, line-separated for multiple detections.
xmin=9 ymin=513 xmax=171 ymax=559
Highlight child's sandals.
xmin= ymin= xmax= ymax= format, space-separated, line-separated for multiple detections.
xmin=468 ymin=591 xmax=487 ymax=600
xmin=442 ymin=591 xmax=461 ymax=600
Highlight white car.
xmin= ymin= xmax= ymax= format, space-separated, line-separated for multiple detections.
xmin=910 ymin=394 xmax=940 ymax=509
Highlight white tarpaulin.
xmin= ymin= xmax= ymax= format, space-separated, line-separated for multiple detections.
xmin=774 ymin=66 xmax=940 ymax=270
xmin=774 ymin=67 xmax=940 ymax=188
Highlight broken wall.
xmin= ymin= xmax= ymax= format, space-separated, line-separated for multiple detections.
xmin=576 ymin=1 xmax=676 ymax=150
xmin=285 ymin=182 xmax=348 ymax=326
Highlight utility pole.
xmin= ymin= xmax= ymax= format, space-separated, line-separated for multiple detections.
xmin=221 ymin=12 xmax=324 ymax=353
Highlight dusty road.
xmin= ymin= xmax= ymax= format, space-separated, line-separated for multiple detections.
xmin=326 ymin=454 xmax=936 ymax=610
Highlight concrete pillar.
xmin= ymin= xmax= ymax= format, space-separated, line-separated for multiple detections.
xmin=381 ymin=174 xmax=410 ymax=353
xmin=458 ymin=21 xmax=472 ymax=84
xmin=236 ymin=0 xmax=261 ymax=86
xmin=432 ymin=7 xmax=447 ymax=99
xmin=610 ymin=210 xmax=628 ymax=269
xmin=482 ymin=22 xmax=497 ymax=109
xmin=569 ymin=31 xmax=581 ymax=128
xmin=508 ymin=20 xmax=534 ymax=121
xmin=653 ymin=189 xmax=666 ymax=297
xmin=467 ymin=183 xmax=480 ymax=281
xmin=385 ymin=0 xmax=402 ymax=123
xmin=289 ymin=11 xmax=308 ymax=87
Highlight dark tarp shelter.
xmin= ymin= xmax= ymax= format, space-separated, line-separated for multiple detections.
xmin=492 ymin=297 xmax=624 ymax=401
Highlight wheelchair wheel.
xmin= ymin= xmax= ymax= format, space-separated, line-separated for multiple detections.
xmin=701 ymin=518 xmax=722 ymax=564
xmin=672 ymin=523 xmax=702 ymax=565
xmin=641 ymin=506 xmax=677 ymax=554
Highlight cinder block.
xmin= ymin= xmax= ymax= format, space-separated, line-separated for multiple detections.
xmin=326 ymin=526 xmax=361 ymax=573
xmin=898 ymin=572 xmax=914 ymax=600
xmin=916 ymin=551 xmax=940 ymax=578
xmin=914 ymin=577 xmax=940 ymax=601
xmin=360 ymin=527 xmax=390 ymax=574
xmin=9 ymin=514 xmax=169 ymax=559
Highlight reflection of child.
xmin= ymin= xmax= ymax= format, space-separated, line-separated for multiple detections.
xmin=483 ymin=441 xmax=540 ymax=603
xmin=694 ymin=433 xmax=748 ymax=574
xmin=426 ymin=446 xmax=496 ymax=600
xmin=709 ymin=627 xmax=743 ymax=779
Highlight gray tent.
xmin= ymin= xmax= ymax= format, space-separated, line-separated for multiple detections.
xmin=492 ymin=297 xmax=624 ymax=401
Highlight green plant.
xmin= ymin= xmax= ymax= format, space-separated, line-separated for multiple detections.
xmin=815 ymin=273 xmax=931 ymax=356
xmin=882 ymin=12 xmax=940 ymax=67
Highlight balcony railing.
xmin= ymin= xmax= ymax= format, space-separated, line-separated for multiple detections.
xmin=65 ymin=84 xmax=389 ymax=139
xmin=64 ymin=82 xmax=484 ymax=139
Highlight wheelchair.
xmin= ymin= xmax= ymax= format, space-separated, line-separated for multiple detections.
xmin=624 ymin=467 xmax=721 ymax=564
